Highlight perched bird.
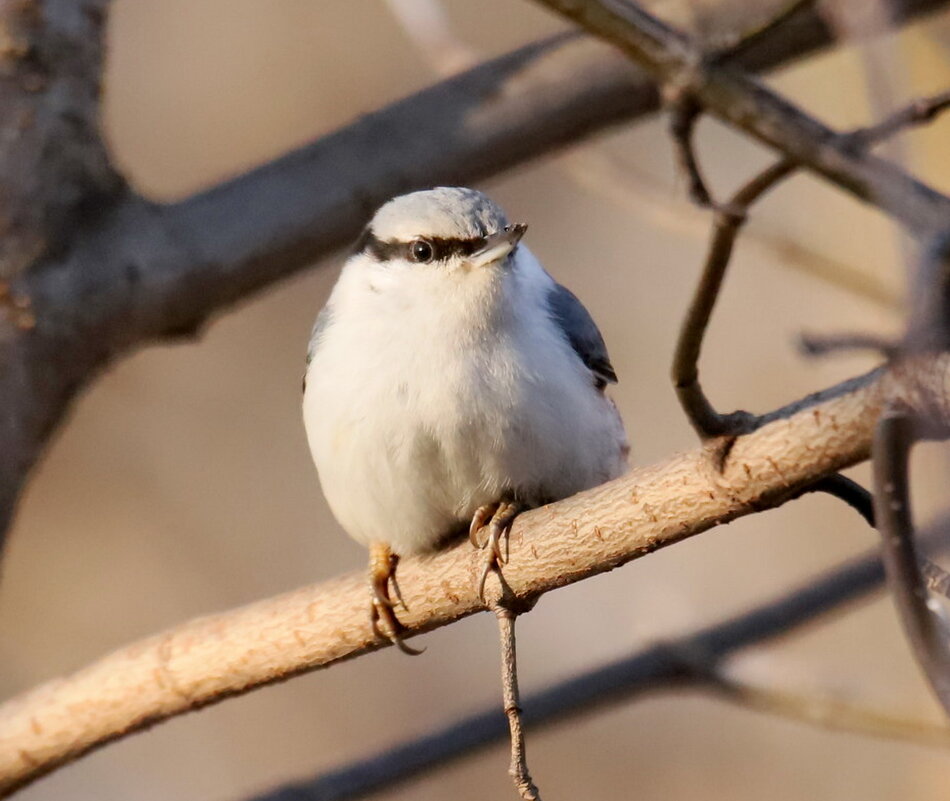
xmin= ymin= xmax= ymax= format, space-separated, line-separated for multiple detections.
xmin=303 ymin=187 xmax=629 ymax=651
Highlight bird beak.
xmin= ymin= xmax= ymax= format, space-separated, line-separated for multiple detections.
xmin=469 ymin=223 xmax=527 ymax=268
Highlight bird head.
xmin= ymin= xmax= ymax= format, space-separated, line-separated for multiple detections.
xmin=353 ymin=187 xmax=527 ymax=273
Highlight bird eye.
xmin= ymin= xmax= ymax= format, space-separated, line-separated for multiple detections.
xmin=408 ymin=239 xmax=434 ymax=263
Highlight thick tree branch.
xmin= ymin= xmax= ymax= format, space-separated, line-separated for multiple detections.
xmin=1 ymin=0 xmax=946 ymax=549
xmin=251 ymin=520 xmax=950 ymax=801
xmin=2 ymin=358 xmax=950 ymax=796
xmin=0 ymin=0 xmax=122 ymax=281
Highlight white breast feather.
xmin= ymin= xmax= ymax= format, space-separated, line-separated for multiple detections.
xmin=303 ymin=246 xmax=628 ymax=555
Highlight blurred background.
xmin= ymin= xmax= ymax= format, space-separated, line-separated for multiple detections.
xmin=2 ymin=1 xmax=950 ymax=799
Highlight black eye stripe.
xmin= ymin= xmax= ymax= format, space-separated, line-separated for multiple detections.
xmin=356 ymin=230 xmax=488 ymax=262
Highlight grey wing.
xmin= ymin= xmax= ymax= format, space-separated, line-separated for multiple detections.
xmin=302 ymin=305 xmax=333 ymax=393
xmin=546 ymin=282 xmax=618 ymax=387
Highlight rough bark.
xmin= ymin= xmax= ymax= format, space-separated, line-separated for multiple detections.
xmin=0 ymin=0 xmax=122 ymax=280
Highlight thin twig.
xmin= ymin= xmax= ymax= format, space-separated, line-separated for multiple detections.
xmin=667 ymin=94 xmax=713 ymax=207
xmin=800 ymin=331 xmax=899 ymax=359
xmin=792 ymin=473 xmax=950 ymax=597
xmin=708 ymin=671 xmax=950 ymax=749
xmin=847 ymin=89 xmax=950 ymax=150
xmin=671 ymin=158 xmax=795 ymax=438
xmin=495 ymin=608 xmax=542 ymax=801
xmin=873 ymin=407 xmax=950 ymax=713
xmin=794 ymin=474 xmax=876 ymax=527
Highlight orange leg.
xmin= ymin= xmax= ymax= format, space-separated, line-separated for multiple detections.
xmin=368 ymin=541 xmax=423 ymax=656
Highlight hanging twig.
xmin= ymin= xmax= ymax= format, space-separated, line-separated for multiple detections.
xmin=873 ymin=407 xmax=950 ymax=712
xmin=245 ymin=519 xmax=950 ymax=801
xmin=667 ymin=94 xmax=714 ymax=208
xmin=670 ymin=157 xmax=795 ymax=438
xmin=495 ymin=608 xmax=543 ymax=801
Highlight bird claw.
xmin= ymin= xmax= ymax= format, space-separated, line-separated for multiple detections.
xmin=470 ymin=501 xmax=522 ymax=602
xmin=371 ymin=599 xmax=425 ymax=656
xmin=368 ymin=541 xmax=424 ymax=655
xmin=469 ymin=504 xmax=495 ymax=547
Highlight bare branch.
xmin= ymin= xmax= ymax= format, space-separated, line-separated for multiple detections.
xmin=708 ymin=670 xmax=950 ymax=748
xmin=0 ymin=0 xmax=123 ymax=280
xmin=847 ymin=88 xmax=950 ymax=149
xmin=667 ymin=94 xmax=713 ymax=207
xmin=494 ymin=608 xmax=542 ymax=801
xmin=247 ymin=522 xmax=950 ymax=801
xmin=800 ymin=331 xmax=899 ymax=358
xmin=671 ymin=158 xmax=795 ymax=438
xmin=718 ymin=0 xmax=816 ymax=59
xmin=671 ymin=85 xmax=950 ymax=440
xmin=873 ymin=407 xmax=950 ymax=712
xmin=531 ymin=0 xmax=950 ymax=237
xmin=794 ymin=474 xmax=875 ymax=527
xmin=2 ymin=357 xmax=950 ymax=796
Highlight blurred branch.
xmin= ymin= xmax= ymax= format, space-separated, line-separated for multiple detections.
xmin=847 ymin=89 xmax=950 ymax=149
xmin=667 ymin=94 xmax=713 ymax=207
xmin=801 ymin=331 xmax=900 ymax=358
xmin=248 ymin=522 xmax=950 ymax=801
xmin=532 ymin=0 xmax=950 ymax=236
xmin=560 ymin=149 xmax=901 ymax=310
xmin=707 ymin=671 xmax=950 ymax=749
xmin=720 ymin=0 xmax=816 ymax=59
xmin=0 ymin=0 xmax=946 ymax=551
xmin=0 ymin=0 xmax=122 ymax=280
xmin=671 ymin=87 xmax=950 ymax=439
xmin=873 ymin=407 xmax=950 ymax=713
xmin=4 ymin=356 xmax=950 ymax=796
xmin=672 ymin=158 xmax=796 ymax=437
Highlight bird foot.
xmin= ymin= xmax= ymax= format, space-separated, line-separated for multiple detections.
xmin=368 ymin=542 xmax=424 ymax=656
xmin=469 ymin=500 xmax=522 ymax=602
